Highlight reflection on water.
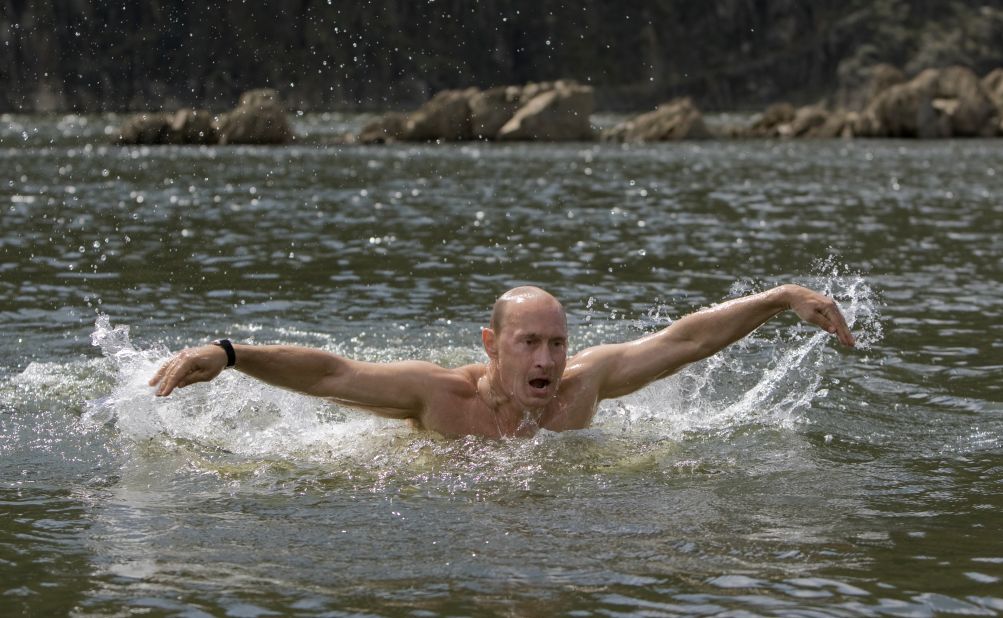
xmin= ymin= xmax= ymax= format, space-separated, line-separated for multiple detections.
xmin=1 ymin=114 xmax=1002 ymax=615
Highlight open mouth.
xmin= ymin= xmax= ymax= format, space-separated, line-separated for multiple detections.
xmin=529 ymin=378 xmax=550 ymax=390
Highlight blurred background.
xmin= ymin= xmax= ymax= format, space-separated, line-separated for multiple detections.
xmin=4 ymin=0 xmax=1003 ymax=113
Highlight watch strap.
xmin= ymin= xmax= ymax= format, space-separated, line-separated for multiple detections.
xmin=211 ymin=339 xmax=236 ymax=367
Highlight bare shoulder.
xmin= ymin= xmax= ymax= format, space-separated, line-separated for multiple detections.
xmin=562 ymin=338 xmax=660 ymax=402
xmin=411 ymin=363 xmax=484 ymax=435
xmin=388 ymin=360 xmax=479 ymax=395
xmin=442 ymin=363 xmax=484 ymax=394
xmin=564 ymin=343 xmax=625 ymax=378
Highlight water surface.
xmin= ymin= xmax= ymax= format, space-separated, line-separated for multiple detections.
xmin=1 ymin=114 xmax=1001 ymax=616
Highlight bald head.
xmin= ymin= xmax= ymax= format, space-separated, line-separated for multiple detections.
xmin=490 ymin=286 xmax=566 ymax=334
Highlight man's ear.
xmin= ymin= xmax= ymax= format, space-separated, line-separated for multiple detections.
xmin=481 ymin=327 xmax=498 ymax=360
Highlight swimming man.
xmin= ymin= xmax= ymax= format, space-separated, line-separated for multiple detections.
xmin=150 ymin=284 xmax=854 ymax=437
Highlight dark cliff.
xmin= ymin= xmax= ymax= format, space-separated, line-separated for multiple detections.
xmin=3 ymin=0 xmax=1003 ymax=113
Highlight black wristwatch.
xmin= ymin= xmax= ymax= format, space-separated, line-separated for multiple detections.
xmin=211 ymin=339 xmax=236 ymax=367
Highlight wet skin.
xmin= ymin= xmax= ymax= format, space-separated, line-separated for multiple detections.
xmin=150 ymin=284 xmax=854 ymax=438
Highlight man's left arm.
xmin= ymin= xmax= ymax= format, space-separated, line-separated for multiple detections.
xmin=573 ymin=285 xmax=854 ymax=401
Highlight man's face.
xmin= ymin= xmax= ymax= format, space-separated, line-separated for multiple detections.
xmin=488 ymin=296 xmax=568 ymax=409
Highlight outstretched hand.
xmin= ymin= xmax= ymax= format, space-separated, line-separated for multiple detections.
xmin=149 ymin=345 xmax=228 ymax=396
xmin=783 ymin=285 xmax=855 ymax=347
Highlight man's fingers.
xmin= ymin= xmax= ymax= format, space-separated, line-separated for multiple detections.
xmin=148 ymin=363 xmax=168 ymax=386
xmin=156 ymin=359 xmax=189 ymax=397
xmin=835 ymin=322 xmax=855 ymax=347
xmin=813 ymin=308 xmax=835 ymax=332
xmin=155 ymin=367 xmax=178 ymax=396
xmin=830 ymin=311 xmax=855 ymax=347
xmin=152 ymin=350 xmax=226 ymax=397
xmin=818 ymin=304 xmax=855 ymax=347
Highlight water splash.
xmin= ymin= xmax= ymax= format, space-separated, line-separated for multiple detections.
xmin=84 ymin=314 xmax=406 ymax=462
xmin=597 ymin=260 xmax=882 ymax=437
xmin=80 ymin=263 xmax=880 ymax=473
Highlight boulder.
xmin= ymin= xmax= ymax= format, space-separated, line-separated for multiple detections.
xmin=856 ymin=66 xmax=998 ymax=138
xmin=981 ymin=68 xmax=1003 ymax=110
xmin=167 ymin=108 xmax=218 ymax=144
xmin=745 ymin=102 xmax=796 ymax=137
xmin=520 ymin=81 xmax=556 ymax=103
xmin=819 ymin=110 xmax=857 ymax=138
xmin=116 ymin=112 xmax=172 ymax=144
xmin=601 ymin=97 xmax=711 ymax=142
xmin=863 ymin=64 xmax=908 ymax=106
xmin=216 ymin=88 xmax=294 ymax=145
xmin=836 ymin=63 xmax=906 ymax=111
xmin=402 ymin=87 xmax=478 ymax=141
xmin=780 ymin=106 xmax=855 ymax=139
xmin=497 ymin=83 xmax=595 ymax=141
xmin=777 ymin=105 xmax=826 ymax=138
xmin=355 ymin=112 xmax=407 ymax=144
xmin=469 ymin=86 xmax=522 ymax=139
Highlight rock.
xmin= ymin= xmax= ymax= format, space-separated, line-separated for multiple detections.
xmin=981 ymin=68 xmax=1003 ymax=109
xmin=928 ymin=66 xmax=998 ymax=136
xmin=777 ymin=105 xmax=826 ymax=138
xmin=601 ymin=97 xmax=711 ymax=142
xmin=783 ymin=106 xmax=855 ymax=139
xmin=497 ymin=83 xmax=595 ymax=141
xmin=520 ymin=81 xmax=555 ymax=103
xmin=836 ymin=63 xmax=906 ymax=110
xmin=744 ymin=103 xmax=796 ymax=137
xmin=733 ymin=103 xmax=854 ymax=139
xmin=402 ymin=88 xmax=478 ymax=141
xmin=863 ymin=64 xmax=908 ymax=105
xmin=983 ymin=68 xmax=1003 ymax=135
xmin=167 ymin=108 xmax=218 ymax=144
xmin=820 ymin=110 xmax=857 ymax=138
xmin=781 ymin=105 xmax=839 ymax=138
xmin=857 ymin=66 xmax=998 ymax=138
xmin=216 ymin=88 xmax=294 ymax=145
xmin=469 ymin=86 xmax=521 ymax=139
xmin=355 ymin=112 xmax=408 ymax=144
xmin=116 ymin=112 xmax=172 ymax=144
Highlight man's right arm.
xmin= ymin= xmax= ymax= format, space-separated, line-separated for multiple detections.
xmin=149 ymin=344 xmax=443 ymax=419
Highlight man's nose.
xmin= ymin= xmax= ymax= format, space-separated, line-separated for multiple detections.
xmin=534 ymin=347 xmax=555 ymax=368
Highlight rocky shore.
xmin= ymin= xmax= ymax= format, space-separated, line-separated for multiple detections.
xmin=115 ymin=89 xmax=293 ymax=145
xmin=115 ymin=64 xmax=1003 ymax=146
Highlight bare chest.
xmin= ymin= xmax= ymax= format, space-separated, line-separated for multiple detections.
xmin=418 ymin=380 xmax=598 ymax=438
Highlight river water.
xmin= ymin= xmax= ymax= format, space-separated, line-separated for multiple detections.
xmin=1 ymin=114 xmax=1001 ymax=616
